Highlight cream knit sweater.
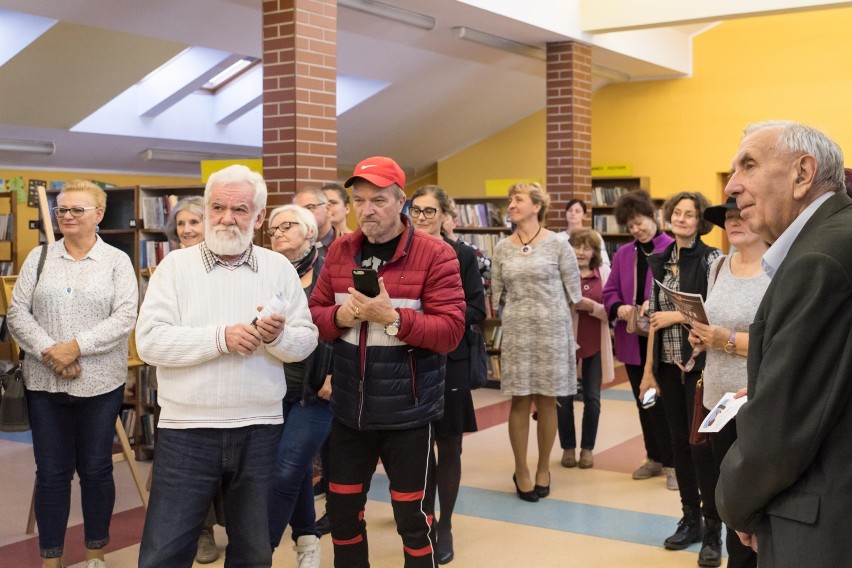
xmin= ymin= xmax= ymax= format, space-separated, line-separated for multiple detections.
xmin=136 ymin=245 xmax=318 ymax=429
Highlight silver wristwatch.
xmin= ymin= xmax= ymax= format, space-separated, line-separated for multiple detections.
xmin=384 ymin=313 xmax=401 ymax=336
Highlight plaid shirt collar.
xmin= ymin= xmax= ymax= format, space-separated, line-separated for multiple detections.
xmin=199 ymin=241 xmax=258 ymax=273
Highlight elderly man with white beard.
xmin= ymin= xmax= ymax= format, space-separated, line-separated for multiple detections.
xmin=135 ymin=165 xmax=318 ymax=568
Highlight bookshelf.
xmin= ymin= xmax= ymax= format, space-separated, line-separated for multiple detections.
xmin=138 ymin=185 xmax=204 ymax=271
xmin=590 ymin=177 xmax=666 ymax=259
xmin=453 ymin=196 xmax=510 ymax=261
xmin=0 ymin=192 xmax=16 ymax=277
xmin=453 ymin=197 xmax=510 ymax=387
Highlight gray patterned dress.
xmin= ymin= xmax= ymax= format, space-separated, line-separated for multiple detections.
xmin=491 ymin=231 xmax=583 ymax=396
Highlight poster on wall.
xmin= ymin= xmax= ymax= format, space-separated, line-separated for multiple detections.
xmin=7 ymin=177 xmax=24 ymax=204
xmin=27 ymin=179 xmax=47 ymax=207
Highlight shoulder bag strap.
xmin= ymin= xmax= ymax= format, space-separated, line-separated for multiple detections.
xmin=18 ymin=244 xmax=48 ymax=362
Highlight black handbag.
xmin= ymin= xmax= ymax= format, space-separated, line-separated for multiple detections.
xmin=466 ymin=327 xmax=488 ymax=389
xmin=0 ymin=365 xmax=28 ymax=432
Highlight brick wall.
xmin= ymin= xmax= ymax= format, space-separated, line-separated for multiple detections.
xmin=545 ymin=41 xmax=591 ymax=233
xmin=262 ymin=0 xmax=337 ymax=216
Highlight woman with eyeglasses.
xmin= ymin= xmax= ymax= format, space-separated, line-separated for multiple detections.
xmin=265 ymin=205 xmax=333 ymax=568
xmin=7 ymin=180 xmax=138 ymax=568
xmin=409 ymin=185 xmax=486 ymax=564
xmin=684 ymin=198 xmax=768 ymax=568
xmin=638 ymin=191 xmax=722 ymax=561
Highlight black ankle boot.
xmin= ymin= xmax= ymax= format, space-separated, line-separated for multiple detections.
xmin=664 ymin=506 xmax=703 ymax=550
xmin=698 ymin=518 xmax=723 ymax=567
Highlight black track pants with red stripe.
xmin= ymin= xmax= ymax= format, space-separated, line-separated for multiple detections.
xmin=328 ymin=419 xmax=436 ymax=568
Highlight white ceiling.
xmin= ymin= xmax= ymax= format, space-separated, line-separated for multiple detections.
xmin=0 ymin=0 xmax=726 ymax=180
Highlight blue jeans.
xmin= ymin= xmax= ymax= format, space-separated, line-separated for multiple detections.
xmin=558 ymin=352 xmax=602 ymax=451
xmin=267 ymin=395 xmax=332 ymax=550
xmin=139 ymin=424 xmax=283 ymax=568
xmin=27 ymin=385 xmax=124 ymax=558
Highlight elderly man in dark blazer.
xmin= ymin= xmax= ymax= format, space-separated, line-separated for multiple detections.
xmin=716 ymin=121 xmax=852 ymax=568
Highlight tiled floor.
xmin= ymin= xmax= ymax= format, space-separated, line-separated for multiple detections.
xmin=0 ymin=368 xmax=727 ymax=567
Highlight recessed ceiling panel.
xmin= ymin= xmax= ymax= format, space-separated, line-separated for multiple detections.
xmin=0 ymin=21 xmax=185 ymax=128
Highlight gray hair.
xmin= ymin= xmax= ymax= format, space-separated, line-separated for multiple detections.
xmin=268 ymin=204 xmax=318 ymax=247
xmin=744 ymin=121 xmax=845 ymax=192
xmin=205 ymin=164 xmax=267 ymax=213
xmin=293 ymin=186 xmax=329 ymax=205
xmin=165 ymin=195 xmax=204 ymax=242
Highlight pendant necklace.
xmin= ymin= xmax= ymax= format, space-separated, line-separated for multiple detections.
xmin=63 ymin=260 xmax=83 ymax=296
xmin=518 ymin=225 xmax=542 ymax=255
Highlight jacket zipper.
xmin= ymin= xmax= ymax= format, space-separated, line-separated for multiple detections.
xmin=357 ymin=320 xmax=368 ymax=428
xmin=408 ymin=348 xmax=418 ymax=406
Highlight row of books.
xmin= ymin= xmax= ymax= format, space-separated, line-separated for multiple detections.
xmin=0 ymin=214 xmax=13 ymax=240
xmin=456 ymin=202 xmax=504 ymax=228
xmin=140 ymin=239 xmax=174 ymax=269
xmin=591 ymin=186 xmax=632 ymax=206
xmin=140 ymin=195 xmax=180 ymax=230
xmin=458 ymin=232 xmax=504 ymax=259
xmin=592 ymin=214 xmax=627 ymax=235
xmin=0 ymin=262 xmax=12 ymax=276
xmin=139 ymin=366 xmax=157 ymax=406
xmin=119 ymin=408 xmax=138 ymax=445
xmin=488 ymin=325 xmax=503 ymax=350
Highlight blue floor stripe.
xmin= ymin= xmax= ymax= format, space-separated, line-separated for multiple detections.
xmin=601 ymin=389 xmax=636 ymax=402
xmin=366 ymin=473 xmax=710 ymax=553
xmin=0 ymin=430 xmax=32 ymax=443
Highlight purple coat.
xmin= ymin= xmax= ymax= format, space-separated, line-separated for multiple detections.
xmin=602 ymin=232 xmax=674 ymax=365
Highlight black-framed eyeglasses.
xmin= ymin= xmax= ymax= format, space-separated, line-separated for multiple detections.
xmin=53 ymin=206 xmax=98 ymax=218
xmin=409 ymin=206 xmax=438 ymax=219
xmin=266 ymin=221 xmax=300 ymax=237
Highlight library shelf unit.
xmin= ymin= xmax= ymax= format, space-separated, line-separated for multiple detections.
xmin=0 ymin=192 xmax=17 ymax=277
xmin=590 ymin=177 xmax=666 ymax=259
xmin=452 ymin=196 xmax=511 ymax=387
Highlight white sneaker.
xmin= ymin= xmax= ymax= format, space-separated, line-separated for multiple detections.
xmin=294 ymin=535 xmax=321 ymax=568
xmin=85 ymin=560 xmax=107 ymax=568
xmin=663 ymin=467 xmax=679 ymax=491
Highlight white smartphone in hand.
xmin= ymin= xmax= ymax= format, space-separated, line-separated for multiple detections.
xmin=642 ymin=388 xmax=657 ymax=409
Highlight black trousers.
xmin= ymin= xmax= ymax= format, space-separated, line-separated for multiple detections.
xmin=327 ymin=420 xmax=436 ymax=568
xmin=656 ymin=362 xmax=718 ymax=519
xmin=625 ymin=336 xmax=673 ymax=466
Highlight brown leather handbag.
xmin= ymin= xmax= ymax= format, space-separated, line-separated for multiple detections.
xmin=689 ymin=375 xmax=711 ymax=446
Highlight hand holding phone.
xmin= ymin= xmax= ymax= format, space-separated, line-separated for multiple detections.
xmin=642 ymin=388 xmax=657 ymax=409
xmin=352 ymin=268 xmax=381 ymax=298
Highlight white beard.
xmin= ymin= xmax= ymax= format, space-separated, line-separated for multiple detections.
xmin=205 ymin=221 xmax=253 ymax=256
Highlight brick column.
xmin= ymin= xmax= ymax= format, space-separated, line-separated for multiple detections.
xmin=262 ymin=0 xmax=337 ymax=214
xmin=545 ymin=41 xmax=591 ymax=233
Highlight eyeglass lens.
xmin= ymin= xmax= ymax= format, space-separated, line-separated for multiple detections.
xmin=54 ymin=207 xmax=92 ymax=218
xmin=410 ymin=207 xmax=437 ymax=219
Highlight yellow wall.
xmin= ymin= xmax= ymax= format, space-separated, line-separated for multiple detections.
xmin=436 ymin=8 xmax=852 ymax=248
xmin=591 ymin=7 xmax=852 ymax=247
xmin=437 ymin=110 xmax=545 ymax=197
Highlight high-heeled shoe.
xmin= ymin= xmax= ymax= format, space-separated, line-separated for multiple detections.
xmin=513 ymin=474 xmax=539 ymax=502
xmin=534 ymin=471 xmax=551 ymax=498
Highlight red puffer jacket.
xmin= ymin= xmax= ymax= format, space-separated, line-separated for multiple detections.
xmin=309 ymin=217 xmax=465 ymax=430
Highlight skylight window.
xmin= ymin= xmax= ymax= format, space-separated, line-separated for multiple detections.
xmin=202 ymin=57 xmax=259 ymax=92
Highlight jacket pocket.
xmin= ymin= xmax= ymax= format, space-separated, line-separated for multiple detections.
xmin=765 ymin=490 xmax=819 ymax=524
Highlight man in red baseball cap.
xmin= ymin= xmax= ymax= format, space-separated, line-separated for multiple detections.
xmin=344 ymin=156 xmax=407 ymax=190
xmin=311 ymin=156 xmax=465 ymax=567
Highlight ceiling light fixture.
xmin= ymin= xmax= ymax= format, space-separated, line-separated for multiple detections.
xmin=141 ymin=148 xmax=257 ymax=163
xmin=202 ymin=56 xmax=260 ymax=91
xmin=0 ymin=138 xmax=55 ymax=155
xmin=338 ymin=0 xmax=436 ymax=31
xmin=452 ymin=26 xmax=545 ymax=61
